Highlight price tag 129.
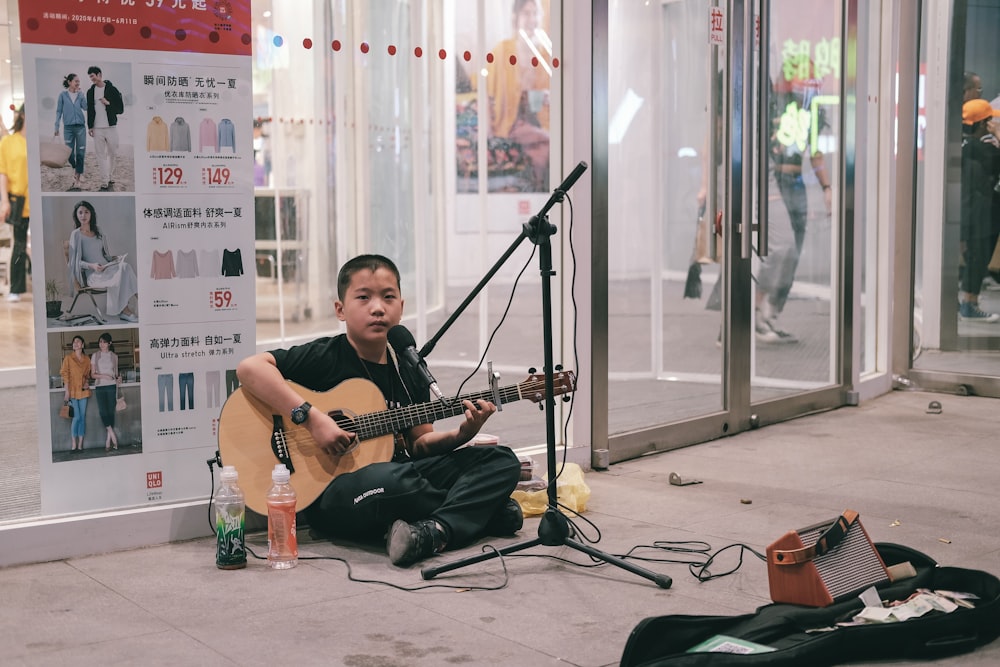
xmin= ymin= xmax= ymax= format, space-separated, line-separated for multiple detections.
xmin=153 ymin=166 xmax=184 ymax=186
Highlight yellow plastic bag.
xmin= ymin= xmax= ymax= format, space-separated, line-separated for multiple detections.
xmin=512 ymin=462 xmax=591 ymax=517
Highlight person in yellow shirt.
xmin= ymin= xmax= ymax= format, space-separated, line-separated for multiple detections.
xmin=61 ymin=335 xmax=92 ymax=452
xmin=0 ymin=104 xmax=29 ymax=301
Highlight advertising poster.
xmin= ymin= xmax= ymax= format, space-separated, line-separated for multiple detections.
xmin=20 ymin=0 xmax=254 ymax=515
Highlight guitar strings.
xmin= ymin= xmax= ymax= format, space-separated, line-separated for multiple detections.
xmin=342 ymin=380 xmax=557 ymax=442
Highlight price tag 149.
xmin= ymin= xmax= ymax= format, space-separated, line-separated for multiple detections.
xmin=203 ymin=167 xmax=233 ymax=186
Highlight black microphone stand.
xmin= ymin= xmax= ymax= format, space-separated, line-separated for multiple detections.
xmin=420 ymin=162 xmax=672 ymax=589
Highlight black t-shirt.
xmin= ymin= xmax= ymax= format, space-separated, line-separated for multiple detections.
xmin=270 ymin=333 xmax=430 ymax=410
xmin=271 ymin=334 xmax=431 ymax=461
xmin=961 ymin=136 xmax=1000 ymax=240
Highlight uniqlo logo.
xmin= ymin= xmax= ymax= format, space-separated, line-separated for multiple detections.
xmin=147 ymin=471 xmax=163 ymax=489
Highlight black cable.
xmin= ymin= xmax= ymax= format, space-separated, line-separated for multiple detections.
xmin=561 ymin=193 xmax=579 ymax=477
xmin=243 ymin=540 xmax=511 ymax=592
xmin=610 ymin=540 xmax=766 ymax=582
xmin=206 ymin=452 xmax=509 ymax=590
xmin=454 ymin=245 xmax=537 ymax=398
xmin=206 ymin=454 xmax=218 ymax=533
xmin=685 ymin=542 xmax=767 ymax=582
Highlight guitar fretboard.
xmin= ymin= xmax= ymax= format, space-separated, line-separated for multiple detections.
xmin=343 ymin=384 xmax=534 ymax=441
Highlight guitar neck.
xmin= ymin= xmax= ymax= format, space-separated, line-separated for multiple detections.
xmin=347 ymin=385 xmax=523 ymax=442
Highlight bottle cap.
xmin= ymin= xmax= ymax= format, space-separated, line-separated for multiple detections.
xmin=272 ymin=463 xmax=290 ymax=483
xmin=220 ymin=465 xmax=238 ymax=481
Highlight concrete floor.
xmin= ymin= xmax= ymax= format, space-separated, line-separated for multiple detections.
xmin=3 ymin=388 xmax=999 ymax=666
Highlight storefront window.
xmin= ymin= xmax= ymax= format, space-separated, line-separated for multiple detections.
xmin=0 ymin=0 xmax=567 ymax=526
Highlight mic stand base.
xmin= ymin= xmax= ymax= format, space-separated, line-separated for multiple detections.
xmin=420 ymin=507 xmax=673 ymax=589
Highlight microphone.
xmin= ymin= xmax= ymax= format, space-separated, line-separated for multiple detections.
xmin=533 ymin=160 xmax=588 ymax=222
xmin=387 ymin=325 xmax=445 ymax=401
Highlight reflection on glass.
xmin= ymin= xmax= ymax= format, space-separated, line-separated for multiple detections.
xmin=756 ymin=48 xmax=834 ymax=344
xmin=750 ymin=5 xmax=840 ymax=401
xmin=456 ymin=0 xmax=552 ymax=193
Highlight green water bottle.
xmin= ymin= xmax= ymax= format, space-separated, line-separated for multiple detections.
xmin=215 ymin=465 xmax=246 ymax=569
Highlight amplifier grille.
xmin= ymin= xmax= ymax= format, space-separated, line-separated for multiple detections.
xmin=799 ymin=520 xmax=888 ymax=600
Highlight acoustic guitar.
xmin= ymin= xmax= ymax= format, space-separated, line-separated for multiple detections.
xmin=217 ymin=370 xmax=577 ymax=513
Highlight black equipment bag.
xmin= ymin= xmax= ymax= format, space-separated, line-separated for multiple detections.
xmin=620 ymin=544 xmax=1000 ymax=667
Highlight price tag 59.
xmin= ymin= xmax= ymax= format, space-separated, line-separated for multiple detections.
xmin=210 ymin=290 xmax=235 ymax=310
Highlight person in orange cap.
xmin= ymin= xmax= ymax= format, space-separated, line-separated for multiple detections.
xmin=958 ymin=99 xmax=1000 ymax=321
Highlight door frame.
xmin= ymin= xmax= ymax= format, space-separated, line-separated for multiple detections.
xmin=603 ymin=0 xmax=857 ymax=463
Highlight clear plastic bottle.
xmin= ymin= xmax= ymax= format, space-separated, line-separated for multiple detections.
xmin=266 ymin=463 xmax=298 ymax=569
xmin=214 ymin=465 xmax=246 ymax=570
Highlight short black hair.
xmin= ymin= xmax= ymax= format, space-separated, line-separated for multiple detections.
xmin=87 ymin=66 xmax=103 ymax=76
xmin=336 ymin=254 xmax=401 ymax=300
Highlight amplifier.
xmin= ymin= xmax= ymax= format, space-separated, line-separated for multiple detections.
xmin=766 ymin=510 xmax=889 ymax=607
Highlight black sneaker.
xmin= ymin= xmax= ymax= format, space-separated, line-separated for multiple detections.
xmin=484 ymin=498 xmax=524 ymax=537
xmin=387 ymin=519 xmax=445 ymax=566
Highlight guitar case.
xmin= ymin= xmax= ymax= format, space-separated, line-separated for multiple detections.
xmin=620 ymin=544 xmax=1000 ymax=667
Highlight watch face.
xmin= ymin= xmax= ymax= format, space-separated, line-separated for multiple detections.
xmin=291 ymin=402 xmax=310 ymax=424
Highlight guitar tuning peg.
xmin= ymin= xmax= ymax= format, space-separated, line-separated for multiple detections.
xmin=562 ymin=395 xmax=571 ymax=402
xmin=528 ymin=367 xmax=537 ymax=374
xmin=537 ymin=402 xmax=544 ymax=411
xmin=555 ymin=364 xmax=563 ymax=371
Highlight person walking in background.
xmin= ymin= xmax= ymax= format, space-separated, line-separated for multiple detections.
xmin=55 ymin=73 xmax=88 ymax=191
xmin=964 ymin=71 xmax=984 ymax=103
xmin=0 ymin=104 xmax=30 ymax=302
xmin=86 ymin=66 xmax=124 ymax=192
xmin=754 ymin=63 xmax=834 ymax=343
xmin=959 ymin=99 xmax=1000 ymax=322
xmin=91 ymin=333 xmax=120 ymax=451
xmin=61 ymin=335 xmax=92 ymax=452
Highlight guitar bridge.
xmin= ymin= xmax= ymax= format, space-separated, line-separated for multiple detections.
xmin=271 ymin=416 xmax=295 ymax=473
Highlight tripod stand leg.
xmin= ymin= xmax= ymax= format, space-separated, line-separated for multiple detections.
xmin=564 ymin=537 xmax=673 ymax=589
xmin=421 ymin=537 xmax=543 ymax=580
xmin=422 ymin=508 xmax=672 ymax=589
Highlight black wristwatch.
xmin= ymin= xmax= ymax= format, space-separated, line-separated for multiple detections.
xmin=290 ymin=401 xmax=312 ymax=425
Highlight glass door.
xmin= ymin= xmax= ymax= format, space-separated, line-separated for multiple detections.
xmin=910 ymin=0 xmax=1000 ymax=397
xmin=606 ymin=0 xmax=851 ymax=462
xmin=748 ymin=0 xmax=845 ymax=408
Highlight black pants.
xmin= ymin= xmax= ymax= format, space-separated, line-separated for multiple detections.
xmin=307 ymin=445 xmax=521 ymax=549
xmin=9 ymin=217 xmax=28 ymax=295
xmin=95 ymin=384 xmax=116 ymax=428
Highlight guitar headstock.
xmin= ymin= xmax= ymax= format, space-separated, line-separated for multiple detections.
xmin=519 ymin=369 xmax=577 ymax=403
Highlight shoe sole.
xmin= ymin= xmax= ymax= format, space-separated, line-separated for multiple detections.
xmin=756 ymin=333 xmax=798 ymax=344
xmin=387 ymin=519 xmax=416 ymax=566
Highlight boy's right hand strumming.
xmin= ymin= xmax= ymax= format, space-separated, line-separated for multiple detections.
xmin=303 ymin=410 xmax=357 ymax=457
